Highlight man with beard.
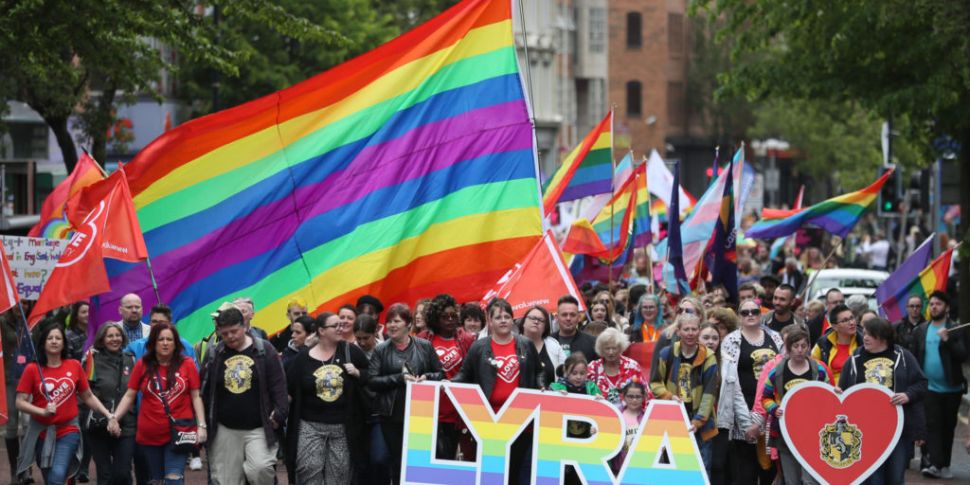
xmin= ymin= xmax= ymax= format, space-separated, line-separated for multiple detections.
xmin=762 ymin=284 xmax=804 ymax=333
xmin=913 ymin=292 xmax=967 ymax=479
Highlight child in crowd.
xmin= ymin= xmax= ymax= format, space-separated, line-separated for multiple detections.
xmin=550 ymin=353 xmax=602 ymax=485
xmin=612 ymin=378 xmax=648 ymax=473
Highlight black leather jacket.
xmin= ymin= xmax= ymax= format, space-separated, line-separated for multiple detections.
xmin=451 ymin=335 xmax=546 ymax=399
xmin=367 ymin=337 xmax=444 ymax=418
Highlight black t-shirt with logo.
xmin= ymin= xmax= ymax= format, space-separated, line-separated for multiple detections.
xmin=216 ymin=345 xmax=263 ymax=430
xmin=738 ymin=334 xmax=779 ymax=408
xmin=300 ymin=352 xmax=349 ymax=424
xmin=858 ymin=348 xmax=895 ymax=389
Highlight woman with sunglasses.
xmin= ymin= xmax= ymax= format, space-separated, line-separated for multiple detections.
xmin=811 ymin=303 xmax=862 ymax=384
xmin=720 ymin=299 xmax=783 ymax=484
xmin=415 ymin=294 xmax=475 ymax=461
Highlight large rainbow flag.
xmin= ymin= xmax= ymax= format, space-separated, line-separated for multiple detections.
xmin=541 ymin=111 xmax=613 ymax=215
xmin=746 ymin=169 xmax=894 ymax=240
xmin=94 ymin=0 xmax=542 ymax=342
xmin=879 ymin=243 xmax=956 ymax=322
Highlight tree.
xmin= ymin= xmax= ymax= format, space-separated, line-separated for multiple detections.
xmin=693 ymin=0 xmax=970 ymax=323
xmin=0 ymin=0 xmax=336 ymax=171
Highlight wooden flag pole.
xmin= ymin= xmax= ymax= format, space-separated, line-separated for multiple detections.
xmin=800 ymin=238 xmax=843 ymax=304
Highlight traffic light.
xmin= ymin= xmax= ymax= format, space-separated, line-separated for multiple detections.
xmin=878 ymin=166 xmax=898 ymax=215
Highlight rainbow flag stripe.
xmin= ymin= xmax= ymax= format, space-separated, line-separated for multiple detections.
xmin=542 ymin=111 xmax=613 ymax=214
xmin=746 ymin=169 xmax=893 ymax=240
xmin=881 ymin=246 xmax=955 ymax=321
xmin=631 ymin=163 xmax=652 ymax=247
xmin=98 ymin=0 xmax=541 ymax=342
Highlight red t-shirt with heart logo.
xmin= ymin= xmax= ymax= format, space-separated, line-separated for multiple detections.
xmin=432 ymin=336 xmax=463 ymax=423
xmin=128 ymin=357 xmax=201 ymax=446
xmin=17 ymin=360 xmax=89 ymax=438
xmin=489 ymin=339 xmax=520 ymax=410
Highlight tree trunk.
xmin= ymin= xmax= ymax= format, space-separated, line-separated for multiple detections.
xmin=45 ymin=114 xmax=78 ymax=173
xmin=90 ymin=85 xmax=117 ymax=166
xmin=958 ymin=128 xmax=969 ymax=327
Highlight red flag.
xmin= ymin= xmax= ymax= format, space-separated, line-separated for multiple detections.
xmin=0 ymin=245 xmax=19 ymax=314
xmin=28 ymin=153 xmax=105 ymax=238
xmin=66 ymin=169 xmax=148 ymax=262
xmin=28 ymin=201 xmax=111 ymax=326
xmin=481 ymin=230 xmax=585 ymax=318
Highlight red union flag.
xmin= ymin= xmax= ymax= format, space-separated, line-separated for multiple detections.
xmin=66 ymin=169 xmax=148 ymax=263
xmin=481 ymin=230 xmax=584 ymax=318
xmin=28 ymin=201 xmax=111 ymax=326
xmin=0 ymin=245 xmax=19 ymax=314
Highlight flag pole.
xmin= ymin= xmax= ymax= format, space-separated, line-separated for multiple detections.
xmin=608 ymin=106 xmax=616 ymax=292
xmin=799 ymin=237 xmax=844 ymax=304
xmin=15 ymin=302 xmax=50 ymax=401
xmin=116 ymin=164 xmax=161 ymax=305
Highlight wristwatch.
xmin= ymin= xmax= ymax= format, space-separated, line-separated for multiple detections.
xmin=198 ymin=423 xmax=208 ymax=429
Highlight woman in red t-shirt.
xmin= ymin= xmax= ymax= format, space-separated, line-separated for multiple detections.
xmin=16 ymin=322 xmax=115 ymax=485
xmin=110 ymin=322 xmax=205 ymax=484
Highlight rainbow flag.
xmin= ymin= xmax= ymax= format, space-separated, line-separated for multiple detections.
xmin=630 ymin=163 xmax=651 ymax=247
xmin=542 ymin=111 xmax=613 ymax=214
xmin=29 ymin=152 xmax=105 ymax=239
xmin=562 ymin=171 xmax=637 ymax=263
xmin=746 ymin=169 xmax=894 ymax=240
xmin=93 ymin=0 xmax=542 ymax=342
xmin=879 ymin=244 xmax=956 ymax=322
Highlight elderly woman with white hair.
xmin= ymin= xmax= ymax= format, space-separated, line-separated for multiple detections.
xmin=586 ymin=328 xmax=647 ymax=403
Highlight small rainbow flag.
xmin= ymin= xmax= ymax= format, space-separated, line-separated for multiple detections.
xmin=631 ymin=163 xmax=651 ymax=247
xmin=746 ymin=169 xmax=894 ymax=240
xmin=880 ymin=244 xmax=956 ymax=321
xmin=93 ymin=0 xmax=542 ymax=342
xmin=542 ymin=111 xmax=613 ymax=215
xmin=562 ymin=170 xmax=638 ymax=263
xmin=29 ymin=152 xmax=105 ymax=239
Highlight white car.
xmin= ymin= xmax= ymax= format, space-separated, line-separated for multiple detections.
xmin=807 ymin=268 xmax=890 ymax=310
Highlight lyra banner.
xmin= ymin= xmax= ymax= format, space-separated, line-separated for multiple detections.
xmin=401 ymin=381 xmax=710 ymax=485
xmin=0 ymin=235 xmax=66 ymax=300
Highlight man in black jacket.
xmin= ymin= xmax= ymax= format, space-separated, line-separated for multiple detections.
xmin=893 ymin=295 xmax=926 ymax=355
xmin=912 ymin=292 xmax=967 ymax=479
xmin=201 ymin=307 xmax=288 ymax=485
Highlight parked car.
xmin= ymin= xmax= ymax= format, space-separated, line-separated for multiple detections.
xmin=807 ymin=268 xmax=890 ymax=310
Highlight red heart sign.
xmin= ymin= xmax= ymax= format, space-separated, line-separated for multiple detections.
xmin=780 ymin=382 xmax=903 ymax=485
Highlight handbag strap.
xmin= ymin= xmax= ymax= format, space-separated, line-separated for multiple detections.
xmin=151 ymin=368 xmax=178 ymax=424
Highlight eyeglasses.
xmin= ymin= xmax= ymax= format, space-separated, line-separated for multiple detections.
xmin=836 ymin=316 xmax=857 ymax=325
xmin=526 ymin=315 xmax=547 ymax=324
xmin=321 ymin=324 xmax=339 ymax=330
xmin=677 ymin=307 xmax=698 ymax=315
xmin=739 ymin=309 xmax=760 ymax=317
xmin=906 ymin=304 xmax=922 ymax=309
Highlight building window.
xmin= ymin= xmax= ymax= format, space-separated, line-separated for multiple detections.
xmin=626 ymin=81 xmax=642 ymax=117
xmin=626 ymin=12 xmax=642 ymax=48
xmin=667 ymin=81 xmax=685 ymax=128
xmin=589 ymin=8 xmax=606 ymax=53
xmin=668 ymin=13 xmax=684 ymax=57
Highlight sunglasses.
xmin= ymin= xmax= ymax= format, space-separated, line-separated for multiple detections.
xmin=739 ymin=309 xmax=760 ymax=317
xmin=677 ymin=307 xmax=698 ymax=315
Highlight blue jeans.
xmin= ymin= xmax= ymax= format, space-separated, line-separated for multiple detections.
xmin=35 ymin=431 xmax=80 ymax=485
xmin=696 ymin=436 xmax=713 ymax=474
xmin=863 ymin=443 xmax=906 ymax=485
xmin=140 ymin=443 xmax=189 ymax=485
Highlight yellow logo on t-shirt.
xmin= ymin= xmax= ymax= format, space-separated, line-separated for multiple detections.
xmin=863 ymin=357 xmax=894 ymax=388
xmin=751 ymin=348 xmax=777 ymax=379
xmin=223 ymin=355 xmax=255 ymax=394
xmin=314 ymin=364 xmax=344 ymax=402
xmin=677 ymin=362 xmax=693 ymax=403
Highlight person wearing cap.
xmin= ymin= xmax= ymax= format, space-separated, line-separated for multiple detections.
xmin=197 ymin=301 xmax=268 ymax=359
xmin=201 ymin=307 xmax=288 ymax=485
xmin=232 ymin=297 xmax=270 ymax=341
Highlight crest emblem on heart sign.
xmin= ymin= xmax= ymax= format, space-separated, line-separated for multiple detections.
xmin=492 ymin=355 xmax=519 ymax=383
xmin=42 ymin=377 xmax=76 ymax=409
xmin=780 ymin=382 xmax=902 ymax=485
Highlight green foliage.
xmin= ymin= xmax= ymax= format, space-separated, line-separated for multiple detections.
xmin=0 ymin=0 xmax=337 ymax=169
